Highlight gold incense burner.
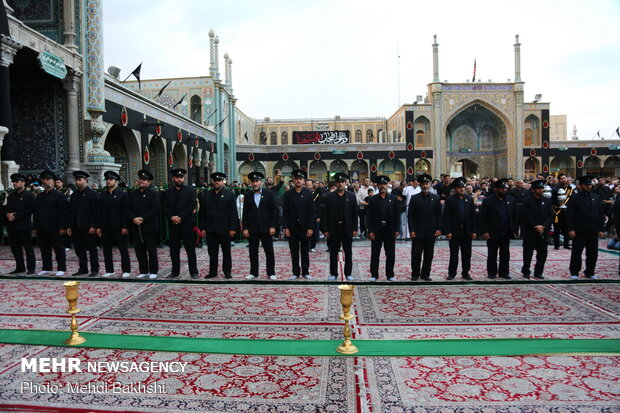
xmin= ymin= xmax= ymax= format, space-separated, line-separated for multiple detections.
xmin=63 ymin=281 xmax=86 ymax=345
xmin=336 ymin=284 xmax=358 ymax=354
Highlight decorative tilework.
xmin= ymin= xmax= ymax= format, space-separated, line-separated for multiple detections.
xmin=85 ymin=0 xmax=104 ymax=112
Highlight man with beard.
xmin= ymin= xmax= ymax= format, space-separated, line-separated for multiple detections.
xmin=164 ymin=168 xmax=198 ymax=279
xmin=443 ymin=177 xmax=477 ymax=280
xmin=283 ymin=169 xmax=315 ymax=280
xmin=200 ymin=172 xmax=239 ymax=279
xmin=322 ymin=172 xmax=358 ymax=281
xmin=128 ymin=169 xmax=160 ymax=280
xmin=408 ymin=174 xmax=442 ymax=281
xmin=97 ymin=171 xmax=130 ymax=278
xmin=66 ymin=171 xmax=99 ymax=277
xmin=4 ymin=173 xmax=36 ymax=275
xmin=551 ymin=173 xmax=574 ymax=249
xmin=33 ymin=170 xmax=67 ymax=276
xmin=567 ymin=175 xmax=605 ymax=279
xmin=521 ymin=180 xmax=554 ymax=279
xmin=243 ymin=171 xmax=277 ymax=280
xmin=479 ymin=179 xmax=517 ymax=279
xmin=366 ymin=175 xmax=400 ymax=281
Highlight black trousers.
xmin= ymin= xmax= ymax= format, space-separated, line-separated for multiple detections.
xmin=309 ymin=220 xmax=320 ymax=248
xmin=102 ymin=231 xmax=130 ymax=273
xmin=553 ymin=212 xmax=569 ymax=248
xmin=288 ymin=229 xmax=310 ymax=276
xmin=72 ymin=229 xmax=99 ymax=273
xmin=248 ymin=231 xmax=275 ymax=276
xmin=569 ymin=232 xmax=598 ymax=277
xmin=328 ymin=226 xmax=353 ymax=276
xmin=448 ymin=234 xmax=472 ymax=277
xmin=38 ymin=230 xmax=66 ymax=271
xmin=134 ymin=230 xmax=159 ymax=274
xmin=522 ymin=234 xmax=548 ymax=277
xmin=206 ymin=233 xmax=232 ymax=277
xmin=486 ymin=235 xmax=510 ymax=277
xmin=169 ymin=225 xmax=198 ymax=275
xmin=8 ymin=229 xmax=35 ymax=272
xmin=359 ymin=209 xmax=367 ymax=234
xmin=370 ymin=226 xmax=395 ymax=278
xmin=411 ymin=236 xmax=436 ymax=278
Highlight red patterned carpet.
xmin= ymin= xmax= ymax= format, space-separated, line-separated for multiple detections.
xmin=0 ymin=242 xmax=619 ymax=412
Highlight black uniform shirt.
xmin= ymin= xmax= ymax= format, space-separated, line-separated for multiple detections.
xmin=335 ymin=192 xmax=346 ymax=223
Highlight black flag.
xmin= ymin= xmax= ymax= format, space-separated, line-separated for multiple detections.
xmin=123 ymin=63 xmax=142 ymax=89
xmin=173 ymin=93 xmax=187 ymax=109
xmin=154 ymin=80 xmax=171 ymax=99
xmin=616 ymin=127 xmax=619 ymax=138
xmin=244 ymin=132 xmax=248 ymax=140
xmin=216 ymin=115 xmax=229 ymax=128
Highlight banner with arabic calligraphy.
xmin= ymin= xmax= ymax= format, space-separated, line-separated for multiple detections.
xmin=292 ymin=131 xmax=350 ymax=145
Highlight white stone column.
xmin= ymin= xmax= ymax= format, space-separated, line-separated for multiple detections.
xmin=63 ymin=0 xmax=78 ymax=52
xmin=64 ymin=70 xmax=81 ymax=179
xmin=432 ymin=86 xmax=444 ymax=177
xmin=514 ymin=34 xmax=521 ymax=82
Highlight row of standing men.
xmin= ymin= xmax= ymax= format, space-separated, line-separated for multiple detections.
xmin=3 ymin=167 xmax=608 ymax=281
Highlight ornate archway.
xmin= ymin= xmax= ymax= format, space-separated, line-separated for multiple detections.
xmin=102 ymin=124 xmax=140 ymax=185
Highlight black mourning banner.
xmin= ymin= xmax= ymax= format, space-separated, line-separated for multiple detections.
xmin=293 ymin=131 xmax=350 ymax=145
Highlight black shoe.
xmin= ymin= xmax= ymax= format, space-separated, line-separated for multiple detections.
xmin=564 ymin=246 xmax=571 ymax=250
xmin=72 ymin=270 xmax=88 ymax=276
xmin=420 ymin=276 xmax=432 ymax=281
xmin=26 ymin=270 xmax=35 ymax=275
xmin=554 ymin=246 xmax=560 ymax=250
xmin=533 ymin=274 xmax=544 ymax=280
xmin=190 ymin=273 xmax=200 ymax=279
xmin=522 ymin=274 xmax=531 ymax=279
xmin=88 ymin=272 xmax=98 ymax=277
xmin=8 ymin=269 xmax=25 ymax=275
xmin=224 ymin=274 xmax=232 ymax=279
xmin=204 ymin=274 xmax=217 ymax=279
xmin=446 ymin=275 xmax=456 ymax=280
xmin=499 ymin=274 xmax=511 ymax=279
xmin=411 ymin=275 xmax=419 ymax=281
xmin=462 ymin=274 xmax=473 ymax=280
xmin=487 ymin=275 xmax=497 ymax=279
xmin=167 ymin=273 xmax=179 ymax=279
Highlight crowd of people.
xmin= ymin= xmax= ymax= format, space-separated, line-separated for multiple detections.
xmin=2 ymin=167 xmax=619 ymax=281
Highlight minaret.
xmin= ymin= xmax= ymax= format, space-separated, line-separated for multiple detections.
xmin=514 ymin=34 xmax=521 ymax=82
xmin=209 ymin=30 xmax=217 ymax=77
xmin=432 ymin=34 xmax=439 ymax=82
xmin=224 ymin=53 xmax=232 ymax=94
xmin=214 ymin=36 xmax=220 ymax=79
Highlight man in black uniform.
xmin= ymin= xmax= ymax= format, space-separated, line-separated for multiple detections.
xmin=164 ymin=168 xmax=198 ymax=279
xmin=97 ymin=171 xmax=130 ymax=278
xmin=567 ymin=175 xmax=605 ymax=279
xmin=479 ymin=178 xmax=517 ymax=279
xmin=551 ymin=173 xmax=573 ymax=249
xmin=66 ymin=171 xmax=99 ymax=277
xmin=366 ymin=175 xmax=400 ymax=281
xmin=408 ymin=174 xmax=442 ymax=281
xmin=443 ymin=177 xmax=477 ymax=280
xmin=521 ymin=179 xmax=554 ymax=279
xmin=4 ymin=173 xmax=35 ymax=275
xmin=508 ymin=180 xmax=527 ymax=238
xmin=128 ymin=169 xmax=160 ymax=280
xmin=283 ymin=169 xmax=315 ymax=280
xmin=33 ymin=170 xmax=67 ymax=276
xmin=242 ymin=171 xmax=277 ymax=280
xmin=322 ymin=172 xmax=358 ymax=281
xmin=200 ymin=172 xmax=239 ymax=279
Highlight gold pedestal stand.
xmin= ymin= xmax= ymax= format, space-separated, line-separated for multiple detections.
xmin=63 ymin=281 xmax=86 ymax=345
xmin=336 ymin=284 xmax=358 ymax=354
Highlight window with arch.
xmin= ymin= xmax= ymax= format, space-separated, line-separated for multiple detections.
xmin=366 ymin=129 xmax=373 ymax=143
xmin=270 ymin=131 xmax=277 ymax=145
xmin=355 ymin=129 xmax=362 ymax=143
xmin=416 ymin=130 xmax=425 ymax=147
xmin=281 ymin=131 xmax=289 ymax=145
xmin=260 ymin=132 xmax=267 ymax=145
xmin=524 ymin=115 xmax=539 ymax=147
xmin=190 ymin=95 xmax=202 ymax=124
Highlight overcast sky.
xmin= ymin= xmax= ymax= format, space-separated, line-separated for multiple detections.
xmin=103 ymin=0 xmax=620 ymax=140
